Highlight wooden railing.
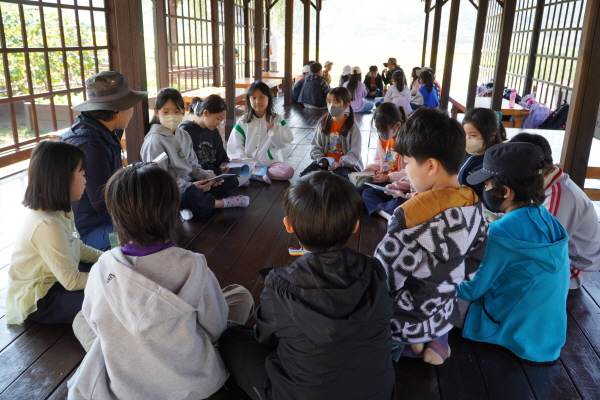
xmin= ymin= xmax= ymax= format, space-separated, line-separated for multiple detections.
xmin=585 ymin=166 xmax=600 ymax=201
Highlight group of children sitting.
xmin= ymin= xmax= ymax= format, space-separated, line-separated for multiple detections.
xmin=292 ymin=56 xmax=442 ymax=115
xmin=6 ymin=69 xmax=600 ymax=399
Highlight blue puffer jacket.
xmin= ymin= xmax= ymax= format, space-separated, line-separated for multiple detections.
xmin=60 ymin=114 xmax=123 ymax=236
xmin=457 ymin=205 xmax=569 ymax=362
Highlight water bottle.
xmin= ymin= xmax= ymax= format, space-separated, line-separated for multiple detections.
xmin=509 ymin=90 xmax=516 ymax=108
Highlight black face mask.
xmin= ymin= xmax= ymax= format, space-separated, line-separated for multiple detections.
xmin=482 ymin=187 xmax=505 ymax=213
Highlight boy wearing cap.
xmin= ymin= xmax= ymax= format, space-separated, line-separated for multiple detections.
xmin=60 ymin=71 xmax=147 ymax=250
xmin=457 ymin=142 xmax=569 ymax=363
xmin=509 ymin=133 xmax=600 ymax=290
xmin=374 ymin=108 xmax=488 ymax=365
xmin=382 ymin=57 xmax=401 ymax=86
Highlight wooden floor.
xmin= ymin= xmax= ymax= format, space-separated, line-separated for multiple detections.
xmin=1 ymin=97 xmax=600 ymax=399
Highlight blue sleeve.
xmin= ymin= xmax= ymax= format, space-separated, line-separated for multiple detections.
xmin=457 ymin=234 xmax=508 ymax=301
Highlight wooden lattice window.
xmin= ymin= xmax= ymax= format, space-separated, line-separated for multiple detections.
xmin=165 ymin=0 xmax=214 ymax=91
xmin=479 ymin=0 xmax=585 ymax=110
xmin=0 ymin=0 xmax=110 ymax=166
xmin=504 ymin=0 xmax=537 ymax=95
xmin=533 ymin=0 xmax=585 ymax=109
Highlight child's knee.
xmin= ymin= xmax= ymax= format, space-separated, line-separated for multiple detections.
xmin=222 ymin=284 xmax=255 ymax=324
xmin=267 ymin=163 xmax=294 ymax=180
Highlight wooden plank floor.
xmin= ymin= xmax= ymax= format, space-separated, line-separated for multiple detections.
xmin=1 ymin=97 xmax=600 ymax=399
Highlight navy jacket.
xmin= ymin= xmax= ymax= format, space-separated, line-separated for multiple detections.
xmin=291 ymin=77 xmax=305 ymax=103
xmin=458 ymin=153 xmax=484 ymax=198
xmin=298 ymin=73 xmax=330 ymax=108
xmin=363 ymin=73 xmax=383 ymax=93
xmin=60 ymin=114 xmax=123 ymax=236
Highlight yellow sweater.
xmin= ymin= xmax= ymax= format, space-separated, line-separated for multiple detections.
xmin=6 ymin=209 xmax=103 ymax=324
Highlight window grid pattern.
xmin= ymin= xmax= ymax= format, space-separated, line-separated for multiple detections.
xmin=166 ymin=0 xmax=213 ymax=92
xmin=234 ymin=0 xmax=246 ymax=79
xmin=533 ymin=0 xmax=585 ymax=109
xmin=478 ymin=0 xmax=585 ymax=110
xmin=0 ymin=0 xmax=110 ymax=153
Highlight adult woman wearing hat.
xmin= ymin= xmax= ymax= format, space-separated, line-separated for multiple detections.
xmin=382 ymin=57 xmax=402 ymax=86
xmin=60 ymin=71 xmax=147 ymax=250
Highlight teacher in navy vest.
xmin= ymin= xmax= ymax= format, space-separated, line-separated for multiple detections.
xmin=60 ymin=71 xmax=147 ymax=250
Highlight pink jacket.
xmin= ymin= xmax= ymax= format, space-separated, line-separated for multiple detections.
xmin=363 ymin=137 xmax=411 ymax=191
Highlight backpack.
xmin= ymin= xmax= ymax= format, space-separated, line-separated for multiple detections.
xmin=539 ymin=102 xmax=570 ymax=130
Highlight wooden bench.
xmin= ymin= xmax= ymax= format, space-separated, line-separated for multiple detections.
xmin=585 ymin=166 xmax=600 ymax=200
xmin=233 ymin=77 xmax=281 ymax=98
xmin=181 ymin=87 xmax=247 ymax=111
xmin=449 ymin=91 xmax=530 ymax=128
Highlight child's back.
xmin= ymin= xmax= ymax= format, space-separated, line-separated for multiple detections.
xmin=69 ymin=246 xmax=229 ymax=399
xmin=68 ymin=163 xmax=253 ymax=399
xmin=256 ymin=247 xmax=394 ymax=399
xmin=219 ymin=171 xmax=395 ymax=400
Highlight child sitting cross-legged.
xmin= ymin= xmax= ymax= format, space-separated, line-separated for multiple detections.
xmin=457 ymin=142 xmax=570 ymax=363
xmin=219 ymin=171 xmax=396 ymax=400
xmin=68 ymin=163 xmax=254 ymax=399
xmin=375 ymin=107 xmax=488 ymax=365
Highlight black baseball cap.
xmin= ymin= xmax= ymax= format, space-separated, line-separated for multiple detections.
xmin=467 ymin=142 xmax=544 ymax=185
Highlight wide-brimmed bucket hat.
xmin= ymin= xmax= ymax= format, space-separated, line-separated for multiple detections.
xmin=72 ymin=71 xmax=148 ymax=111
xmin=383 ymin=57 xmax=398 ymax=68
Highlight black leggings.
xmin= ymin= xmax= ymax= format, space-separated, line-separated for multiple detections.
xmin=27 ymin=261 xmax=93 ymax=324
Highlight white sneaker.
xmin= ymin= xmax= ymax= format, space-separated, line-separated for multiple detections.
xmin=262 ymin=175 xmax=272 ymax=185
xmin=180 ymin=209 xmax=193 ymax=221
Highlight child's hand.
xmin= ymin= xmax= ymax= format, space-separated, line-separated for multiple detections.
xmin=328 ymin=161 xmax=342 ymax=170
xmin=265 ymin=115 xmax=275 ymax=131
xmin=203 ymin=174 xmax=224 ymax=187
xmin=194 ymin=180 xmax=212 ymax=192
xmin=372 ymin=174 xmax=390 ymax=183
xmin=220 ymin=166 xmax=231 ymax=174
xmin=384 ymin=185 xmax=407 ymax=198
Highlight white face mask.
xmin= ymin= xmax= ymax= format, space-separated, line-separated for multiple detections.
xmin=466 ymin=138 xmax=485 ymax=155
xmin=159 ymin=114 xmax=184 ymax=131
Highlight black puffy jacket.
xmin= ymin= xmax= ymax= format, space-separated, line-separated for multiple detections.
xmin=254 ymin=247 xmax=396 ymax=400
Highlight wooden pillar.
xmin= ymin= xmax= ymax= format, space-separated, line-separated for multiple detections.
xmin=303 ymin=0 xmax=310 ymax=65
xmin=244 ymin=1 xmax=251 ymax=77
xmin=523 ymin=0 xmax=545 ymax=96
xmin=284 ymin=0 xmax=293 ymax=105
xmin=421 ymin=0 xmax=430 ymax=67
xmin=440 ymin=0 xmax=460 ymax=110
xmin=560 ymin=0 xmax=600 ymax=188
xmin=316 ymin=0 xmax=321 ymax=62
xmin=265 ymin=2 xmax=271 ymax=72
xmin=254 ymin=0 xmax=264 ymax=80
xmin=491 ymin=0 xmax=516 ymax=111
xmin=107 ymin=0 xmax=148 ymax=163
xmin=154 ymin=0 xmax=169 ymax=88
xmin=211 ymin=0 xmax=221 ymax=87
xmin=466 ymin=0 xmax=489 ymax=110
xmin=430 ymin=0 xmax=443 ymax=71
xmin=224 ymin=0 xmax=236 ymax=139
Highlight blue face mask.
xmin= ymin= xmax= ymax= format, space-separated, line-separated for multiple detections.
xmin=481 ymin=187 xmax=505 ymax=213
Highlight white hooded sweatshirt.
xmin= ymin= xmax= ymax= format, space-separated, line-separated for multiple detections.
xmin=68 ymin=247 xmax=229 ymax=400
